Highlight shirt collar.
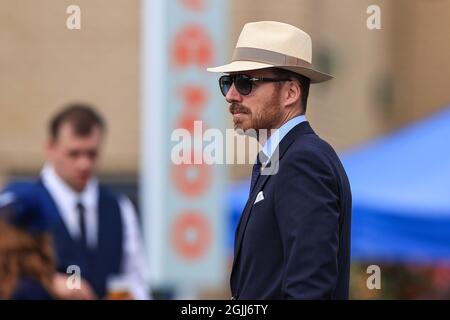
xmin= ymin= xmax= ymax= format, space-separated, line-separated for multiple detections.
xmin=262 ymin=115 xmax=307 ymax=162
xmin=41 ymin=163 xmax=98 ymax=208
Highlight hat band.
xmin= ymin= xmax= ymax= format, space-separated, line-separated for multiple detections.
xmin=232 ymin=47 xmax=313 ymax=69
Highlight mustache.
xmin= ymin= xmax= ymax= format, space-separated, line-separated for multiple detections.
xmin=229 ymin=103 xmax=250 ymax=114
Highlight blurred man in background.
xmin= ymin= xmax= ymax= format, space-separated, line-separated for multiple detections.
xmin=208 ymin=21 xmax=352 ymax=299
xmin=2 ymin=103 xmax=150 ymax=299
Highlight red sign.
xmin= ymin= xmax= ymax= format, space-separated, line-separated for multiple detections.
xmin=171 ymin=211 xmax=212 ymax=260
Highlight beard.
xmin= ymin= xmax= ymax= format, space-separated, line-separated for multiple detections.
xmin=229 ymin=90 xmax=283 ymax=133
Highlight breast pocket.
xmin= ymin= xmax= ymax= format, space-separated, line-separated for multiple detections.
xmin=253 ymin=191 xmax=265 ymax=205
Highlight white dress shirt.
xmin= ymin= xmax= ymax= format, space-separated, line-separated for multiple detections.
xmin=41 ymin=164 xmax=151 ymax=299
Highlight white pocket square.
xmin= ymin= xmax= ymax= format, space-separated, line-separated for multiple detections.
xmin=254 ymin=191 xmax=264 ymax=204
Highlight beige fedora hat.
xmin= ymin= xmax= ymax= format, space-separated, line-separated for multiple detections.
xmin=207 ymin=21 xmax=332 ymax=83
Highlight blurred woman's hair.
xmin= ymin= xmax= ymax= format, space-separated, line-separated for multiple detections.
xmin=0 ymin=216 xmax=56 ymax=299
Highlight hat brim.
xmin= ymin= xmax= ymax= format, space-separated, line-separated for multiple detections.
xmin=207 ymin=60 xmax=333 ymax=83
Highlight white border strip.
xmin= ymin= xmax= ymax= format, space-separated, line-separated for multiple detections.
xmin=140 ymin=0 xmax=166 ymax=286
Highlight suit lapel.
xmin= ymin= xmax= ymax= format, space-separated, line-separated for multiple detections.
xmin=233 ymin=173 xmax=270 ymax=254
xmin=231 ymin=122 xmax=315 ymax=281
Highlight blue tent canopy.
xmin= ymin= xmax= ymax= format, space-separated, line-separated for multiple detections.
xmin=342 ymin=106 xmax=450 ymax=263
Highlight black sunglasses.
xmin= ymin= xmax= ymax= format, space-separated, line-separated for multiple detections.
xmin=219 ymin=74 xmax=291 ymax=96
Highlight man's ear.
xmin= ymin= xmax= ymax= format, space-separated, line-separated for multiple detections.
xmin=284 ymin=80 xmax=301 ymax=107
xmin=45 ymin=138 xmax=55 ymax=157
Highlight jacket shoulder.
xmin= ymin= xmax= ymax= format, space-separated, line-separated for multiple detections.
xmin=284 ymin=132 xmax=340 ymax=166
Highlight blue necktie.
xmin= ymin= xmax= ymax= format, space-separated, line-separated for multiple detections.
xmin=249 ymin=151 xmax=268 ymax=196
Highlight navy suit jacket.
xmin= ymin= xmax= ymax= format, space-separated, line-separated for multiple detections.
xmin=230 ymin=121 xmax=352 ymax=299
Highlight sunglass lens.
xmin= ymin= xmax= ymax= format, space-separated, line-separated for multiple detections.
xmin=219 ymin=76 xmax=232 ymax=96
xmin=235 ymin=75 xmax=252 ymax=95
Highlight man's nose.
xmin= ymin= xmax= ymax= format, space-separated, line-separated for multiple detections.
xmin=77 ymin=155 xmax=94 ymax=171
xmin=225 ymin=83 xmax=242 ymax=104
